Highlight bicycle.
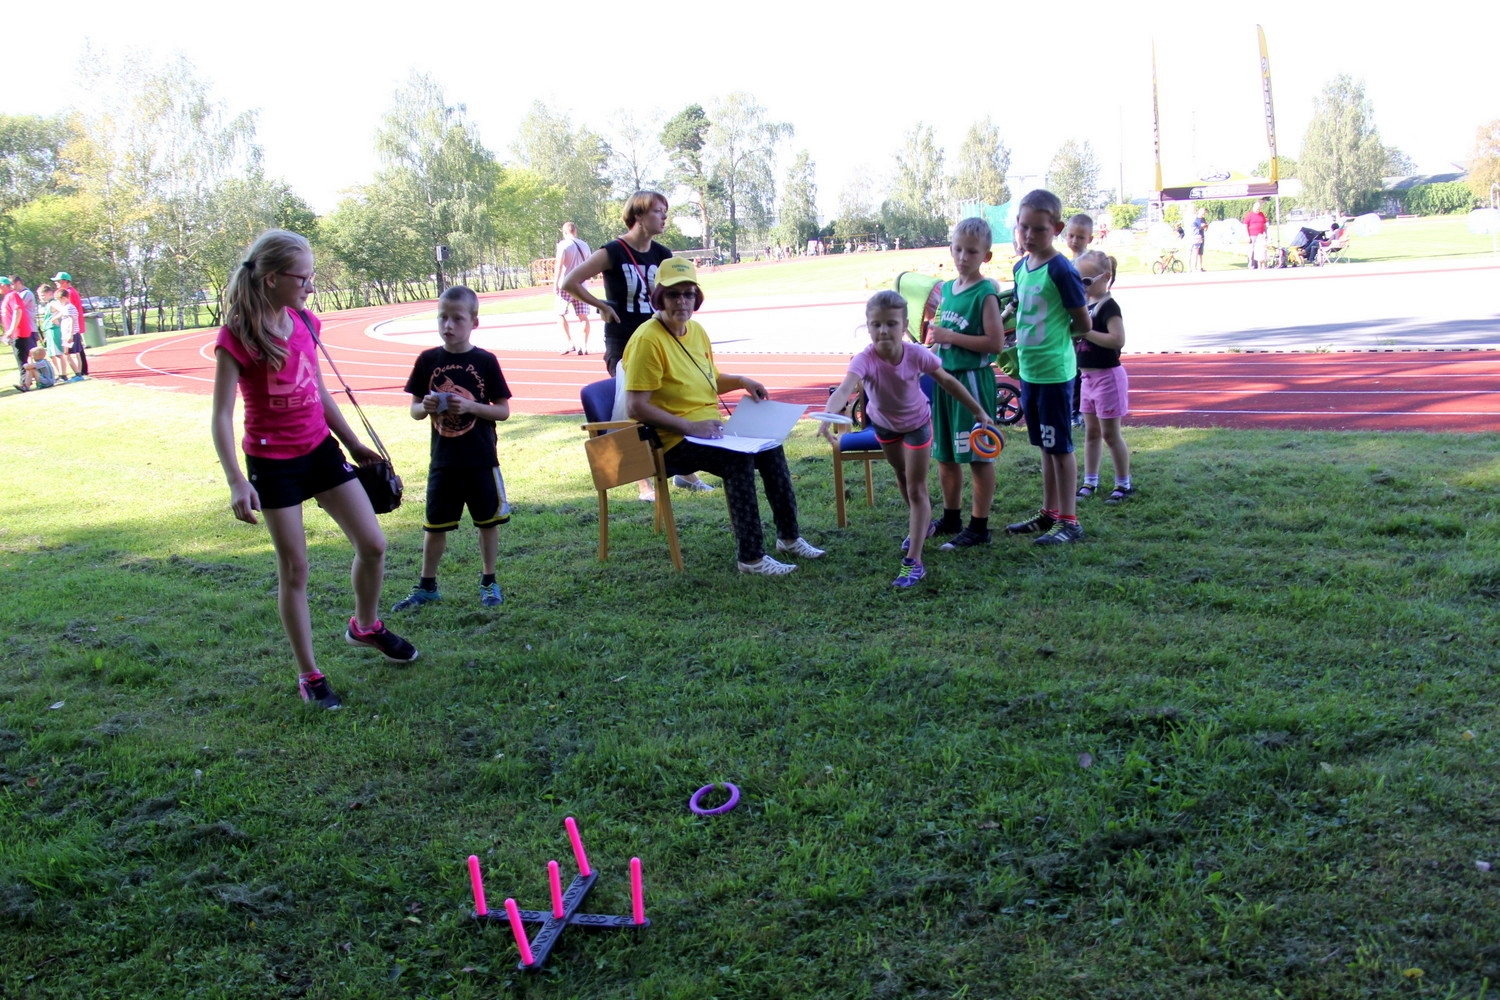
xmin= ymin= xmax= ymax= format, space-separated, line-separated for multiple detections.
xmin=1151 ymin=248 xmax=1185 ymax=274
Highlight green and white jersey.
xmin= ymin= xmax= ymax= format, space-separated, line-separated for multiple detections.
xmin=934 ymin=278 xmax=999 ymax=371
xmin=1012 ymin=253 xmax=1087 ymax=384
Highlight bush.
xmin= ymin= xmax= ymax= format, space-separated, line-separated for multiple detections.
xmin=1108 ymin=203 xmax=1142 ymax=229
xmin=878 ymin=202 xmax=946 ymax=248
xmin=1402 ymin=182 xmax=1476 ymax=216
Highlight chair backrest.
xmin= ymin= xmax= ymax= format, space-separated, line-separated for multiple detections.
xmin=585 ymin=425 xmax=656 ymax=490
xmin=581 ymin=379 xmax=616 ymax=424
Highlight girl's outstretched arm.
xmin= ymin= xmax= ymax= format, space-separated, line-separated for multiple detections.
xmin=210 ymin=348 xmax=259 ymax=524
xmin=819 ymin=372 xmax=861 ymax=443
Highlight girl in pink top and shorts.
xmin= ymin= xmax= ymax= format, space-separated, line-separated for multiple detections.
xmin=822 ymin=290 xmax=998 ymax=589
xmin=210 ymin=230 xmax=417 ymax=711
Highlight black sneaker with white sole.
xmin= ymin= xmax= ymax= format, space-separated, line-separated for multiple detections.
xmin=345 ymin=618 xmax=419 ymax=663
xmin=1005 ymin=511 xmax=1056 ymax=535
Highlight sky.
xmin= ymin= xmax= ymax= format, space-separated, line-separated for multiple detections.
xmin=11 ymin=1 xmax=1492 ymax=219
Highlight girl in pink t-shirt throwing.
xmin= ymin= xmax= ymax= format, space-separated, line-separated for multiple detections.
xmin=210 ymin=230 xmax=417 ymax=710
xmin=821 ymin=290 xmax=998 ymax=589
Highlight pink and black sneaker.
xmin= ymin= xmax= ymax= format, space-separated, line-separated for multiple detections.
xmin=345 ymin=618 xmax=419 ymax=663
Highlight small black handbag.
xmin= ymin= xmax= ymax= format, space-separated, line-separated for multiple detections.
xmin=301 ymin=310 xmax=403 ymax=514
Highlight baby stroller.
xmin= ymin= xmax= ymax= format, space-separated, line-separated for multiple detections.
xmin=1271 ymin=226 xmax=1331 ymax=268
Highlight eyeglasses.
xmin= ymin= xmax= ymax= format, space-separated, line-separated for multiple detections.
xmin=277 ymin=271 xmax=315 ymax=288
xmin=661 ymin=287 xmax=696 ymax=300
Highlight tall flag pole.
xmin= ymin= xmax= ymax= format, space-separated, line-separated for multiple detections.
xmin=1257 ymin=25 xmax=1279 ymax=183
xmin=1151 ymin=41 xmax=1163 ymax=196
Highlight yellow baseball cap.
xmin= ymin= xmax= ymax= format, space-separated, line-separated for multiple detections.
xmin=655 ymin=257 xmax=698 ymax=288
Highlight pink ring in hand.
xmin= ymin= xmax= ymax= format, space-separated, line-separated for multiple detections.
xmin=689 ymin=782 xmax=741 ymax=816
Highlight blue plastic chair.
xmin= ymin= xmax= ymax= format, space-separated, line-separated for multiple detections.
xmin=580 ymin=379 xmax=682 ymax=570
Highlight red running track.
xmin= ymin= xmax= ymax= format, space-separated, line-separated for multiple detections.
xmin=91 ymin=300 xmax=1500 ymax=433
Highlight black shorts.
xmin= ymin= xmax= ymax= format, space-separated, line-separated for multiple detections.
xmin=1020 ymin=380 xmax=1076 ymax=455
xmin=67 ymin=333 xmax=85 ymax=355
xmin=245 ymin=434 xmax=359 ymax=510
xmin=13 ymin=335 xmax=36 ymax=367
xmin=424 ymin=465 xmax=511 ymax=531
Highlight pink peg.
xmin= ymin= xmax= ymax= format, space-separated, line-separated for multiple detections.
xmin=467 ymin=855 xmax=487 ymax=916
xmin=504 ymin=898 xmax=535 ymax=966
xmin=548 ymin=860 xmax=565 ymax=918
xmin=563 ymin=816 xmax=592 ymax=876
xmin=630 ymin=856 xmax=645 ymax=925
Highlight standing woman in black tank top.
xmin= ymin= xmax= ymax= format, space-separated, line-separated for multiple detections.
xmin=560 ymin=191 xmax=674 ymax=377
xmin=559 ymin=191 xmax=712 ymax=496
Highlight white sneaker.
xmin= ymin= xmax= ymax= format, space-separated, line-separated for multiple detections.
xmin=737 ymin=555 xmax=797 ymax=575
xmin=672 ymin=475 xmax=715 ymax=492
xmin=775 ymin=537 xmax=825 ymax=559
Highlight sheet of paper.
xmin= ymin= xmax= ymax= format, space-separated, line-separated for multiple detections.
xmin=722 ymin=396 xmax=807 ymax=440
xmin=682 ymin=396 xmax=808 ymax=453
xmin=682 ymin=434 xmax=782 ymax=453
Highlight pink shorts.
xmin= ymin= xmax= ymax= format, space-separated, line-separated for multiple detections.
xmin=1079 ymin=366 xmax=1129 ymax=420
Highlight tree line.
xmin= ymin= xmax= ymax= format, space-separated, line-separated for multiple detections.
xmin=4 ymin=62 xmax=1492 ymax=334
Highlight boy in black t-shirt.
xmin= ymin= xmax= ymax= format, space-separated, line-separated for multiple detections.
xmin=392 ymin=286 xmax=513 ymax=611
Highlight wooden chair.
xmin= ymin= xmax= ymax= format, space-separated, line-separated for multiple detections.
xmin=830 ymin=375 xmax=935 ymax=528
xmin=580 ymin=378 xmax=683 ymax=571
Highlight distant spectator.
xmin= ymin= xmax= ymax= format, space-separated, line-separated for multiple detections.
xmin=52 ymin=272 xmax=89 ymax=375
xmin=18 ymin=344 xmax=56 ymax=391
xmin=2 ymin=276 xmax=37 ymax=375
xmin=51 ymin=288 xmax=84 ymax=381
xmin=553 ymin=222 xmax=592 ymax=355
xmin=1188 ymin=207 xmax=1207 ymax=272
xmin=1242 ymin=200 xmax=1268 ymax=270
xmin=34 ymin=282 xmax=69 ymax=379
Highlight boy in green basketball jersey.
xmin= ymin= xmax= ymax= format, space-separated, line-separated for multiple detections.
xmin=926 ymin=217 xmax=1006 ymax=549
xmin=1003 ymin=190 xmax=1092 ymax=544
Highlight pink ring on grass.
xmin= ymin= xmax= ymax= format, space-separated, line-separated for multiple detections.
xmin=689 ymin=782 xmax=741 ymax=816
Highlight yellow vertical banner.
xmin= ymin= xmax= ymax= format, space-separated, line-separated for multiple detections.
xmin=1151 ymin=41 xmax=1163 ymax=194
xmin=1258 ymin=25 xmax=1279 ymax=183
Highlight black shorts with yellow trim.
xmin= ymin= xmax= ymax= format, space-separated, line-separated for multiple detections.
xmin=424 ymin=465 xmax=511 ymax=532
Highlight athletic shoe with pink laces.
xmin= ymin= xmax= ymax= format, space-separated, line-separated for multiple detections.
xmin=345 ymin=618 xmax=419 ymax=662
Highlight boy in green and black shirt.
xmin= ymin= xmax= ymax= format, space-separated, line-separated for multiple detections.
xmin=927 ymin=217 xmax=1006 ymax=549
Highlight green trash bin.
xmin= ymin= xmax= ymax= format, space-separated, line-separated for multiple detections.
xmin=83 ymin=312 xmax=106 ymax=349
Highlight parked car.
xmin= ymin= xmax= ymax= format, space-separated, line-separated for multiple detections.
xmin=81 ymin=296 xmax=122 ymax=310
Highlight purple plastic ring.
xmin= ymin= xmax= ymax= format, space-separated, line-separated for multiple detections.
xmin=688 ymin=782 xmax=741 ymax=816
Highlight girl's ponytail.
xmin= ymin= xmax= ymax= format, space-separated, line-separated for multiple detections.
xmin=224 ymin=229 xmax=311 ymax=371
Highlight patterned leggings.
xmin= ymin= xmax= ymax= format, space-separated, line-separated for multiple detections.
xmin=664 ymin=442 xmax=801 ymax=563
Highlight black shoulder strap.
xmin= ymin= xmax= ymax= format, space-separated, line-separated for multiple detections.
xmin=298 ymin=309 xmax=393 ymax=465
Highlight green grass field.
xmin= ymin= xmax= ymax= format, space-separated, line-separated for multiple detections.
xmin=3 ymin=382 xmax=1499 ymax=998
